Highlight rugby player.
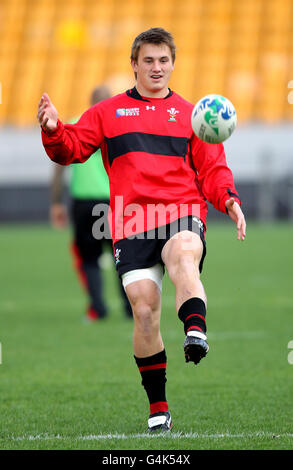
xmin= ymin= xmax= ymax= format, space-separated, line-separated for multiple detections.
xmin=38 ymin=28 xmax=246 ymax=433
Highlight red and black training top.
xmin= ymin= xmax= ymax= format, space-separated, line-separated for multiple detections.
xmin=42 ymin=87 xmax=241 ymax=244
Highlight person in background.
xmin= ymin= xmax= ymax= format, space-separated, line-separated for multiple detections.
xmin=50 ymin=85 xmax=132 ymax=321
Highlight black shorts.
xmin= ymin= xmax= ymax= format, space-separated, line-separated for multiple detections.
xmin=71 ymin=198 xmax=111 ymax=261
xmin=113 ymin=215 xmax=206 ymax=277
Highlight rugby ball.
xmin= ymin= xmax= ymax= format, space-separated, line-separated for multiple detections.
xmin=191 ymin=94 xmax=237 ymax=144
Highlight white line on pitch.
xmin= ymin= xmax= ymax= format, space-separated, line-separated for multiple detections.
xmin=7 ymin=432 xmax=293 ymax=441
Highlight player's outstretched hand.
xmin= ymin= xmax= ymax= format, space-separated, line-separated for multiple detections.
xmin=225 ymin=198 xmax=246 ymax=241
xmin=37 ymin=93 xmax=58 ymax=131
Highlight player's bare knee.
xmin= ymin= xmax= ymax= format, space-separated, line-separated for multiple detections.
xmin=132 ymin=302 xmax=159 ymax=337
xmin=168 ymin=251 xmax=200 ymax=284
xmin=163 ymin=232 xmax=202 ymax=272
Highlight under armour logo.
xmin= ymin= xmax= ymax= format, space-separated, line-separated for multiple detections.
xmin=146 ymin=105 xmax=155 ymax=111
xmin=193 ymin=217 xmax=204 ymax=231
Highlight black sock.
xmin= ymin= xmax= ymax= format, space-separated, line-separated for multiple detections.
xmin=134 ymin=349 xmax=168 ymax=415
xmin=178 ymin=297 xmax=207 ymax=335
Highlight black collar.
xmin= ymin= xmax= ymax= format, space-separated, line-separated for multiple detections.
xmin=126 ymin=86 xmax=173 ymax=102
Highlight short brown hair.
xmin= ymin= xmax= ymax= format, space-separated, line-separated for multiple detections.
xmin=131 ymin=27 xmax=176 ymax=64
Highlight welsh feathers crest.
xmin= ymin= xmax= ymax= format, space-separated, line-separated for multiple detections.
xmin=167 ymin=107 xmax=179 ymax=122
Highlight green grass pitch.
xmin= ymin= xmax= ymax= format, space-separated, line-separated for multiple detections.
xmin=0 ymin=221 xmax=293 ymax=450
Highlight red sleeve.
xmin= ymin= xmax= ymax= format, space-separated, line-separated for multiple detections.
xmin=190 ymin=135 xmax=241 ymax=214
xmin=41 ymin=104 xmax=103 ymax=165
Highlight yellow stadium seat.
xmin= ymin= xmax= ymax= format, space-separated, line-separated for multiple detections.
xmin=0 ymin=0 xmax=292 ymax=124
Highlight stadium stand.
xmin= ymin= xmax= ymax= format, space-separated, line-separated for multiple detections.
xmin=0 ymin=0 xmax=292 ymax=126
